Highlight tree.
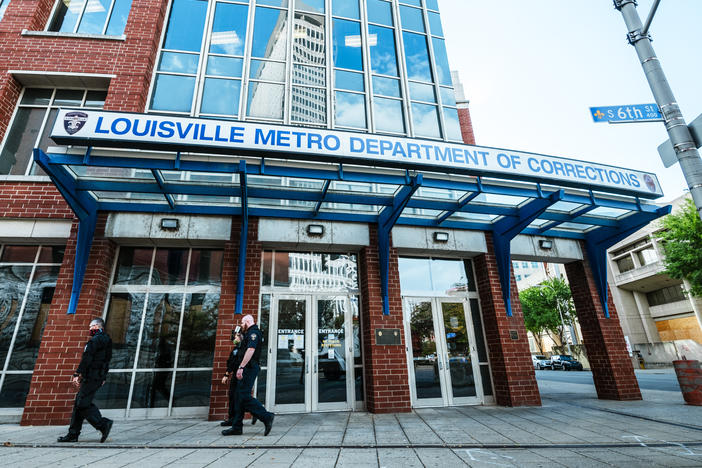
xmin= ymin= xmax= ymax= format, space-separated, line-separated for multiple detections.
xmin=654 ymin=197 xmax=702 ymax=297
xmin=519 ymin=277 xmax=576 ymax=352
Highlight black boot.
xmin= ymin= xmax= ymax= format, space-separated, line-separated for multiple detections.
xmin=100 ymin=419 xmax=113 ymax=443
xmin=220 ymin=419 xmax=233 ymax=427
xmin=221 ymin=427 xmax=242 ymax=436
xmin=57 ymin=433 xmax=79 ymax=443
xmin=251 ymin=416 xmax=257 ymax=425
xmin=264 ymin=413 xmax=275 ymax=436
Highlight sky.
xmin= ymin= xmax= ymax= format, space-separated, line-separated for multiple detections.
xmin=438 ymin=0 xmax=702 ymax=203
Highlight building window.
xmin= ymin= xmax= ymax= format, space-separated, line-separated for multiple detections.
xmin=0 ymin=245 xmax=64 ymax=408
xmin=0 ymin=0 xmax=10 ymax=22
xmin=0 ymin=88 xmax=106 ymax=176
xmin=636 ymin=246 xmax=658 ymax=266
xmin=98 ymin=247 xmax=222 ymax=415
xmin=615 ymin=255 xmax=635 ymax=274
xmin=48 ymin=0 xmax=133 ymax=35
xmin=646 ymin=284 xmax=686 ymax=307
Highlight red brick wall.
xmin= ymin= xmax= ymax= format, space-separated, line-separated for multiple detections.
xmin=0 ymin=182 xmax=73 ymax=219
xmin=458 ymin=106 xmax=476 ymax=145
xmin=21 ymin=214 xmax=116 ymax=426
xmin=565 ymin=246 xmax=641 ymax=400
xmin=359 ymin=226 xmax=411 ymax=413
xmin=473 ymin=233 xmax=541 ymax=406
xmin=208 ymin=217 xmax=262 ymax=421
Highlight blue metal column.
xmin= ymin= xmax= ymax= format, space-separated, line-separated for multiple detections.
xmin=377 ymin=174 xmax=422 ymax=315
xmin=68 ymin=213 xmax=97 ymax=315
xmin=491 ymin=190 xmax=564 ymax=316
xmin=584 ymin=205 xmax=671 ymax=318
xmin=235 ymin=161 xmax=249 ymax=315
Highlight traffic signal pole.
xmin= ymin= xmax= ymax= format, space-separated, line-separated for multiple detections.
xmin=614 ymin=0 xmax=702 ymax=221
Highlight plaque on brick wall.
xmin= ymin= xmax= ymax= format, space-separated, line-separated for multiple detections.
xmin=375 ymin=328 xmax=402 ymax=345
xmin=509 ymin=330 xmax=519 ymax=340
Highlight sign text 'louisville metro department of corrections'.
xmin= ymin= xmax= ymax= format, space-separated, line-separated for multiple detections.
xmin=51 ymin=109 xmax=663 ymax=198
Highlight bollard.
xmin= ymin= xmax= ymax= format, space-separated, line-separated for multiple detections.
xmin=672 ymin=360 xmax=702 ymax=406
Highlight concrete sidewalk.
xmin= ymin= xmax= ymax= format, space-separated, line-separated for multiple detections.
xmin=0 ymin=371 xmax=701 ymax=467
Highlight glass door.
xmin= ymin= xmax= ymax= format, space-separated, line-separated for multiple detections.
xmin=404 ymin=297 xmax=483 ymax=407
xmin=270 ymin=296 xmax=310 ymax=413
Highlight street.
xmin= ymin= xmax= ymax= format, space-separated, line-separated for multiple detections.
xmin=536 ymin=368 xmax=682 ymax=393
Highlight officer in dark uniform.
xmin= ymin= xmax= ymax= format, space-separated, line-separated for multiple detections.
xmin=220 ymin=327 xmax=257 ymax=427
xmin=222 ymin=314 xmax=274 ymax=436
xmin=58 ymin=317 xmax=113 ymax=443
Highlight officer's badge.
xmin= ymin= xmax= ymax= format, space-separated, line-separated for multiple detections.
xmin=64 ymin=111 xmax=88 ymax=135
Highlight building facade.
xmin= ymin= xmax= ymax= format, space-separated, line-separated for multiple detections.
xmin=0 ymin=0 xmax=667 ymax=425
xmin=608 ymin=194 xmax=702 ymax=364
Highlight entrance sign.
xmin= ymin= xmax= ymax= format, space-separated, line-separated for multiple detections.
xmin=590 ymin=104 xmax=662 ymax=123
xmin=51 ymin=109 xmax=663 ymax=198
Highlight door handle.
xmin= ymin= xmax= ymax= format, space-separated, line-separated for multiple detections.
xmin=438 ymin=360 xmax=442 ymax=370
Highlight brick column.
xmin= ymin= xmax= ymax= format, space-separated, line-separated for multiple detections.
xmin=208 ymin=217 xmax=262 ymax=420
xmin=22 ymin=214 xmax=116 ymax=426
xmin=565 ymin=246 xmax=641 ymax=400
xmin=359 ymin=226 xmax=411 ymax=413
xmin=457 ymin=104 xmax=476 ymax=145
xmin=473 ymin=233 xmax=541 ymax=406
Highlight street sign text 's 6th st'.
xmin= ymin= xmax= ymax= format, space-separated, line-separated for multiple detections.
xmin=590 ymin=104 xmax=662 ymax=123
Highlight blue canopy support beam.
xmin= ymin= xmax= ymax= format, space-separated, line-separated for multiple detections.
xmin=151 ymin=169 xmax=175 ymax=209
xmin=313 ymin=180 xmax=331 ymax=217
xmin=235 ymin=160 xmax=249 ymax=316
xmin=492 ymin=189 xmax=564 ymax=316
xmin=583 ymin=205 xmax=671 ymax=318
xmin=377 ymin=174 xmax=422 ymax=315
xmin=436 ymin=177 xmax=483 ymax=225
xmin=34 ymin=149 xmax=99 ymax=315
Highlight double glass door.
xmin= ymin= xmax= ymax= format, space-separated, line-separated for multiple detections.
xmin=404 ymin=297 xmax=486 ymax=407
xmin=267 ymin=294 xmax=360 ymax=413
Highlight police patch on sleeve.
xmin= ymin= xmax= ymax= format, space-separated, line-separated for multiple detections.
xmin=252 ymin=335 xmax=257 ymax=340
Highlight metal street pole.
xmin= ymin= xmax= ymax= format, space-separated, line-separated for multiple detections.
xmin=614 ymin=0 xmax=702 ymax=221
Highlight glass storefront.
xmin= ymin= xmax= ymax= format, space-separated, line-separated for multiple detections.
xmin=0 ymin=245 xmax=63 ymax=410
xmin=399 ymin=256 xmax=493 ymax=407
xmin=259 ymin=251 xmax=363 ymax=413
xmin=99 ymin=247 xmax=223 ymax=418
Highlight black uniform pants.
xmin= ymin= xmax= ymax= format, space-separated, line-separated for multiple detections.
xmin=68 ymin=379 xmax=108 ymax=435
xmin=232 ymin=363 xmax=271 ymax=430
xmin=227 ymin=376 xmax=239 ymax=419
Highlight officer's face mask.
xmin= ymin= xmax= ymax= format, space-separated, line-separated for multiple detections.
xmin=89 ymin=327 xmax=101 ymax=336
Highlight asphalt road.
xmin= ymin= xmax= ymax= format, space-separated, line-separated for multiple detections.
xmin=535 ymin=368 xmax=681 ymax=392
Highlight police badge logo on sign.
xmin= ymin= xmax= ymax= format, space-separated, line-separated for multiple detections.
xmin=64 ymin=111 xmax=89 ymax=135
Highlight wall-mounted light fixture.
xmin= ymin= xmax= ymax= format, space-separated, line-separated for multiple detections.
xmin=433 ymin=231 xmax=449 ymax=242
xmin=307 ymin=224 xmax=324 ymax=236
xmin=539 ymin=239 xmax=553 ymax=250
xmin=160 ymin=218 xmax=179 ymax=230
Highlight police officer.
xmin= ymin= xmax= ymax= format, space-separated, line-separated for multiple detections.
xmin=222 ymin=314 xmax=274 ymax=436
xmin=220 ymin=327 xmax=257 ymax=427
xmin=58 ymin=317 xmax=113 ymax=443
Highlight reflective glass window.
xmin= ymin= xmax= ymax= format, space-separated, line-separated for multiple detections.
xmin=265 ymin=252 xmax=359 ymax=292
xmin=298 ymin=0 xmax=323 ymax=13
xmin=400 ymin=0 xmax=421 ymax=6
xmin=398 ymin=257 xmax=431 ymax=293
xmin=373 ymin=97 xmax=405 ymax=133
xmin=49 ymin=0 xmax=84 ymax=32
xmin=249 ymin=59 xmax=286 ymax=82
xmin=409 ymin=81 xmax=436 ymax=103
xmin=162 ymin=0 xmax=207 ymax=52
xmin=291 ymin=86 xmax=326 ymax=124
xmin=150 ymin=74 xmax=196 ymax=112
xmin=159 ymin=52 xmax=199 ymax=74
xmin=105 ymin=293 xmax=144 ymax=369
xmin=247 ymin=82 xmax=285 ymax=119
xmin=205 ymin=56 xmax=243 ymax=77
xmin=403 ymin=31 xmax=432 ymax=82
xmin=426 ymin=0 xmax=439 ymax=10
xmin=201 ymin=78 xmax=241 ymax=115
xmin=293 ymin=12 xmax=325 ymax=66
xmin=106 ymin=0 xmax=132 ymax=35
xmin=293 ymin=64 xmax=326 ymax=86
xmin=209 ymin=2 xmax=248 ymax=56
xmin=53 ymin=89 xmax=84 ymax=106
xmin=428 ymin=11 xmax=443 ymax=36
xmin=172 ymin=370 xmax=212 ymax=407
xmin=332 ymin=18 xmax=363 ymax=71
xmin=443 ymin=107 xmax=462 ymax=141
xmin=0 ymin=108 xmax=45 ymax=175
xmin=188 ymin=249 xmax=223 ymax=286
xmin=77 ymin=0 xmax=111 ymax=34
xmin=20 ymin=88 xmax=52 ymax=105
xmin=332 ymin=0 xmax=359 ymax=19
xmin=257 ymin=0 xmax=287 ymax=6
xmin=366 ymin=0 xmax=392 ymax=26
xmin=411 ymin=102 xmax=440 ymax=138
xmin=114 ymin=247 xmax=153 ymax=285
xmin=399 ymin=5 xmax=424 ymax=33
xmin=0 ymin=0 xmax=10 ymax=22
xmin=440 ymin=86 xmax=456 ymax=106
xmin=372 ymin=76 xmax=401 ymax=97
xmin=335 ymin=70 xmax=364 ymax=92
xmin=432 ymin=37 xmax=452 ymax=85
xmin=50 ymin=0 xmax=133 ymax=35
xmin=369 ymin=25 xmax=398 ymax=76
xmin=0 ymin=245 xmax=62 ymax=408
xmin=251 ymin=7 xmax=288 ymax=60
xmin=335 ymin=91 xmax=366 ymax=128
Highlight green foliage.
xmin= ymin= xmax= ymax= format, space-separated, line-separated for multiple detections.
xmin=519 ymin=276 xmax=575 ymax=348
xmin=655 ymin=198 xmax=702 ymax=297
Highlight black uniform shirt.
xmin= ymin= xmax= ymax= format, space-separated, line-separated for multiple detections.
xmin=76 ymin=331 xmax=112 ymax=380
xmin=226 ymin=343 xmax=243 ymax=374
xmin=242 ymin=324 xmax=263 ymax=367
